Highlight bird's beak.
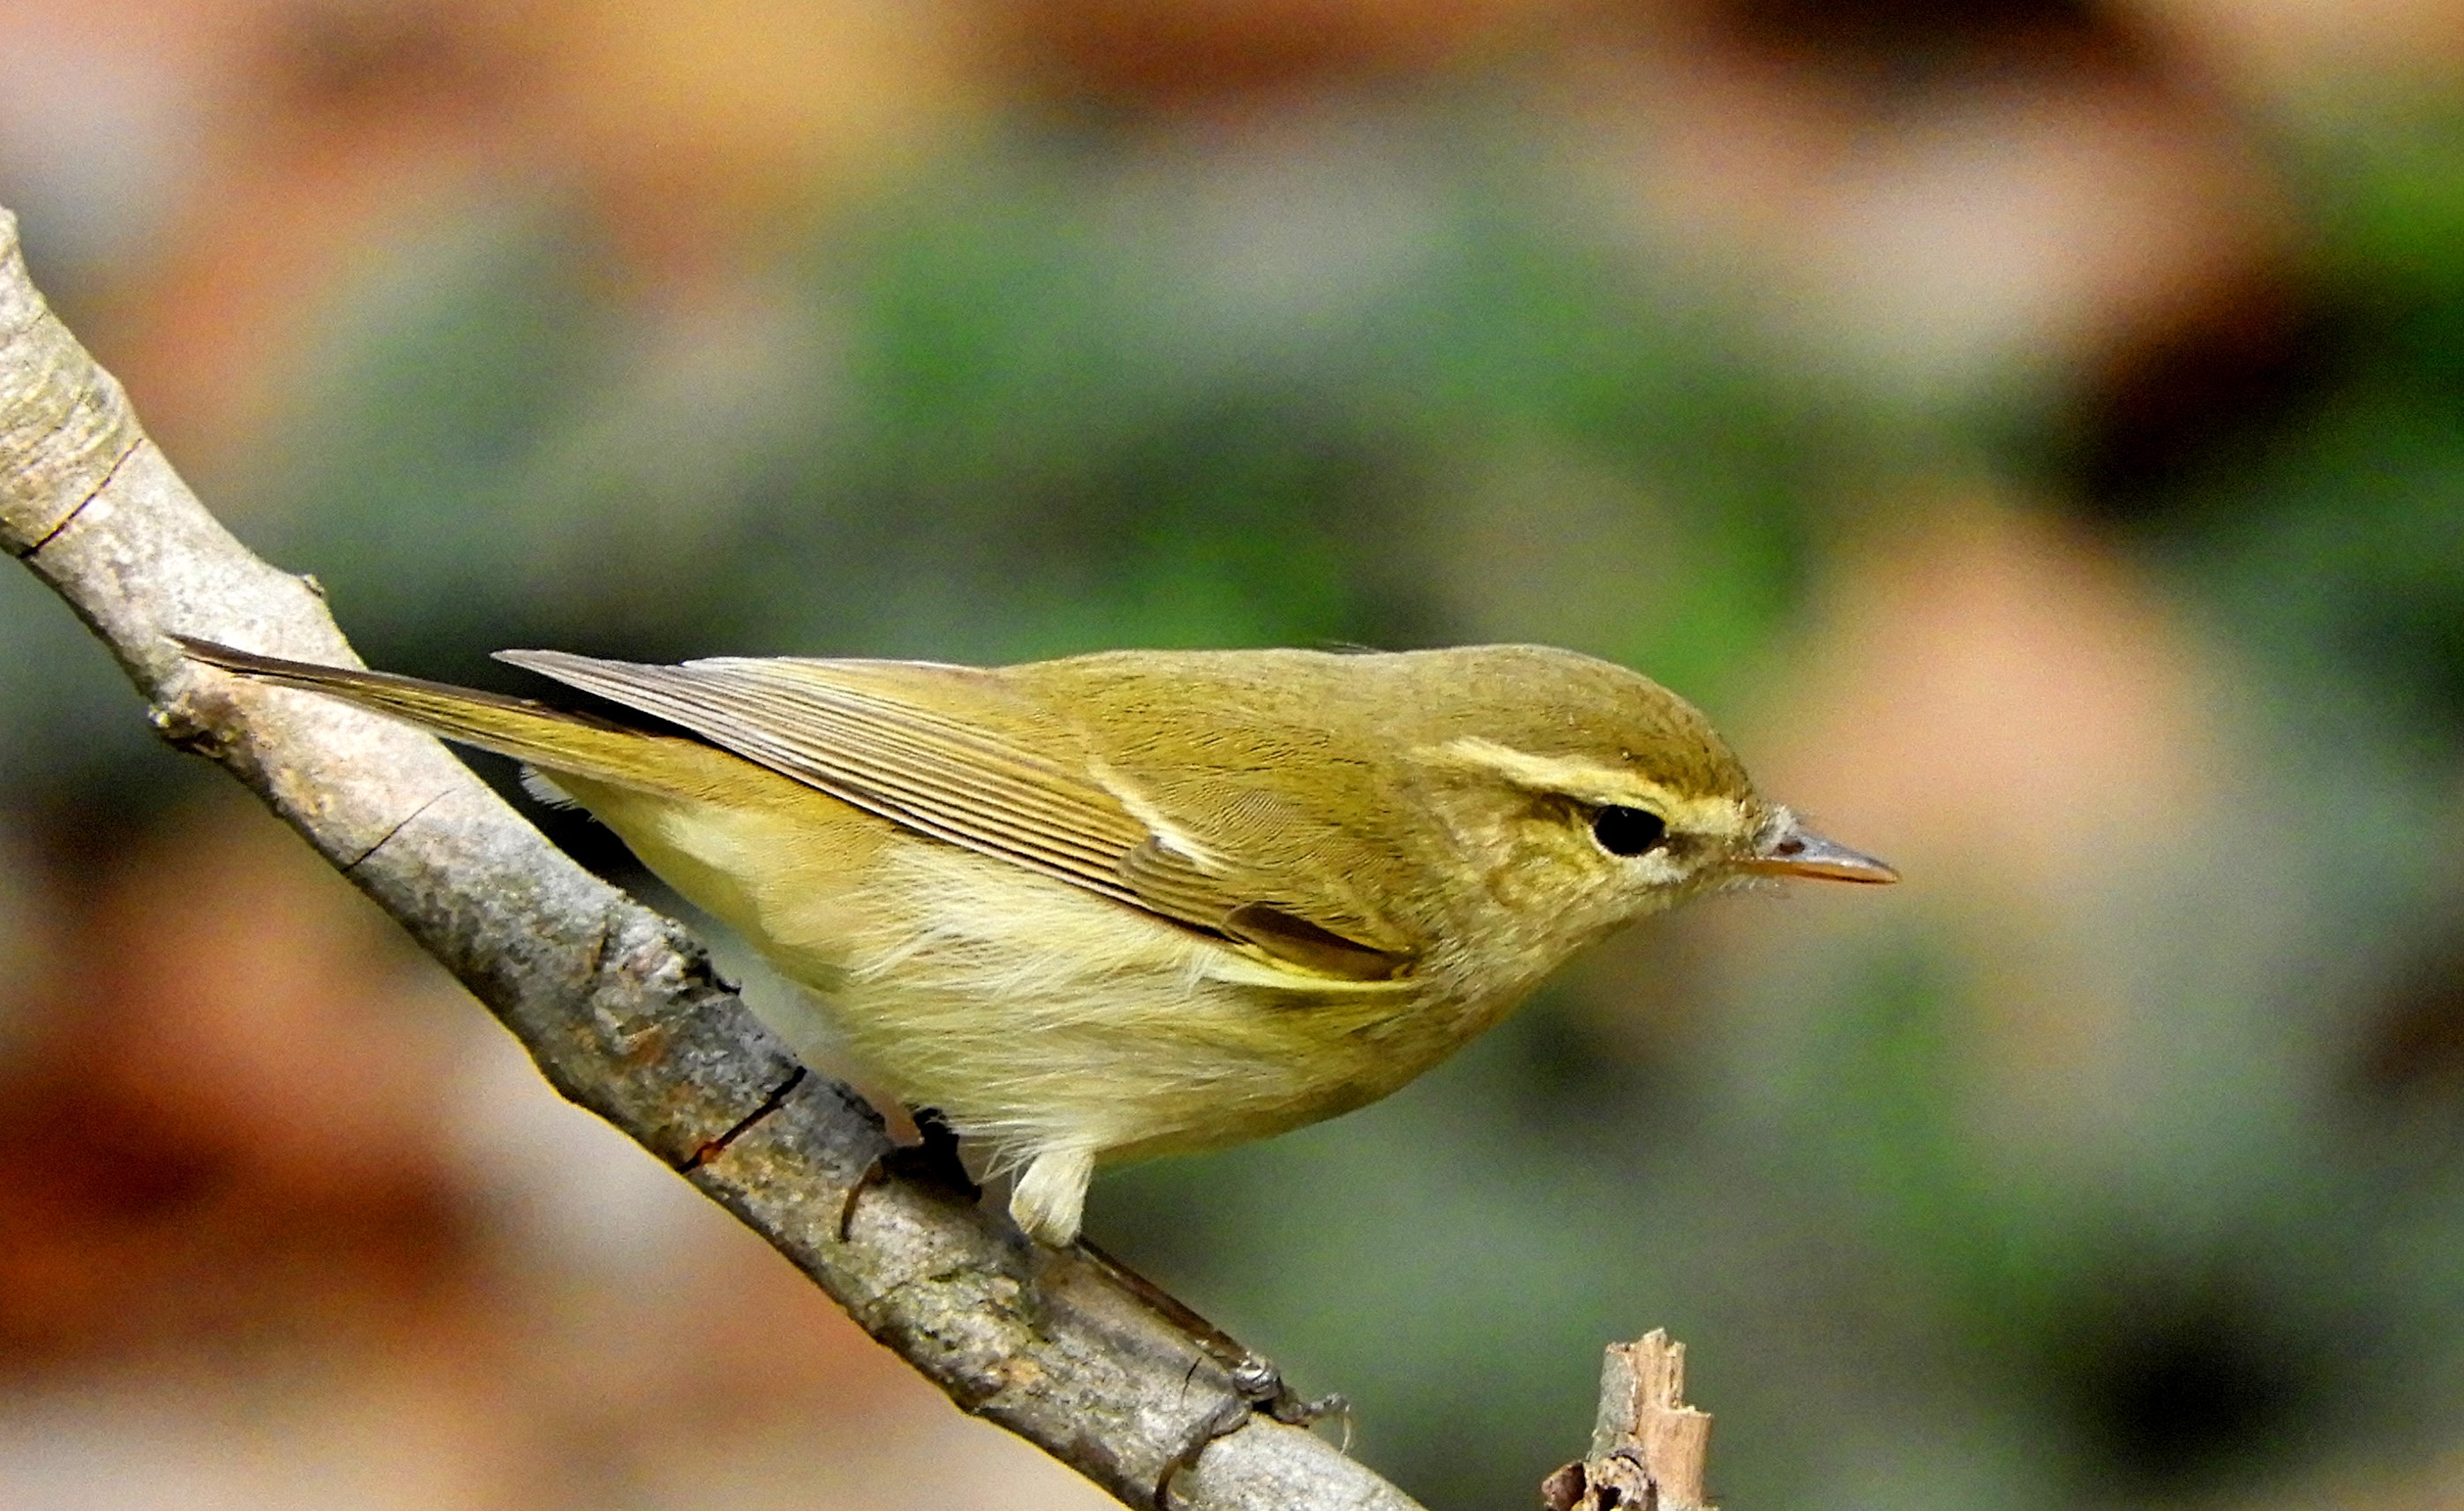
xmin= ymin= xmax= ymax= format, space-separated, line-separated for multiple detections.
xmin=1741 ymin=817 xmax=1899 ymax=883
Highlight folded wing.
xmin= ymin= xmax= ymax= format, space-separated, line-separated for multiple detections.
xmin=497 ymin=651 xmax=1414 ymax=981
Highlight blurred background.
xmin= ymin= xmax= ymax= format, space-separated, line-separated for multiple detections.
xmin=6 ymin=1 xmax=2464 ymax=1507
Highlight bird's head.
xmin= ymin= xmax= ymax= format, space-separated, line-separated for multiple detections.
xmin=1397 ymin=647 xmax=1895 ymax=953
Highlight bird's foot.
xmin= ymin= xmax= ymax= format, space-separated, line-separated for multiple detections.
xmin=1073 ymin=1237 xmax=1354 ymax=1477
xmin=1150 ymin=1356 xmax=1351 ymax=1507
xmin=1154 ymin=1389 xmax=1257 ymax=1508
xmin=1227 ymin=1353 xmax=1352 ymax=1443
xmin=838 ymin=1107 xmax=980 ymax=1239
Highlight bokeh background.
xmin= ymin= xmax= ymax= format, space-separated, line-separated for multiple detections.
xmin=6 ymin=1 xmax=2464 ymax=1507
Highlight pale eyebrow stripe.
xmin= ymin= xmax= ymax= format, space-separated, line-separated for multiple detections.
xmin=1417 ymin=738 xmax=1678 ymax=808
xmin=1416 ymin=738 xmax=1750 ymax=837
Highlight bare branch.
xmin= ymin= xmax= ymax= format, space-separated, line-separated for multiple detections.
xmin=0 ymin=205 xmax=1424 ymax=1511
xmin=1542 ymin=1331 xmax=1715 ymax=1511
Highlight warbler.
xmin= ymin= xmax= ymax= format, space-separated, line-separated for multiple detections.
xmin=176 ymin=638 xmax=1893 ymax=1245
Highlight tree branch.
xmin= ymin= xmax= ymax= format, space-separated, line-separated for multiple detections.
xmin=0 ymin=204 xmax=1424 ymax=1511
xmin=1542 ymin=1332 xmax=1716 ymax=1511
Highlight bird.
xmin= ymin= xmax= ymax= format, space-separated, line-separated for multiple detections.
xmin=176 ymin=636 xmax=1895 ymax=1247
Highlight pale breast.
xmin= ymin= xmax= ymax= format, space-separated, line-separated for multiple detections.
xmin=802 ymin=838 xmax=1449 ymax=1165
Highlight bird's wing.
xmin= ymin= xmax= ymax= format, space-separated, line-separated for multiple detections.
xmin=496 ymin=651 xmax=1415 ymax=981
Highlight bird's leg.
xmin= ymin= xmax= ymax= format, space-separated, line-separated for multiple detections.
xmin=1069 ymin=1239 xmax=1352 ymax=1508
xmin=1072 ymin=1237 xmax=1352 ymax=1437
xmin=838 ymin=1106 xmax=982 ymax=1239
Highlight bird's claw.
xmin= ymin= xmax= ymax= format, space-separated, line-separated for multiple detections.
xmin=1234 ymin=1356 xmax=1352 ymax=1446
xmin=1153 ymin=1360 xmax=1355 ymax=1507
xmin=1227 ymin=1352 xmax=1353 ymax=1446
xmin=836 ymin=1107 xmax=980 ymax=1239
xmin=1154 ymin=1389 xmax=1256 ymax=1507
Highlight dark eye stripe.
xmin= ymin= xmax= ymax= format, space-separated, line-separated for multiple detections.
xmin=1591 ymin=805 xmax=1667 ymax=857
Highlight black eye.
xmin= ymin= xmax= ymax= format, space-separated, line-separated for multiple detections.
xmin=1591 ymin=805 xmax=1667 ymax=857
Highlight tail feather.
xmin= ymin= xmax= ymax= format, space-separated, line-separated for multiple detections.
xmin=173 ymin=635 xmax=727 ymax=795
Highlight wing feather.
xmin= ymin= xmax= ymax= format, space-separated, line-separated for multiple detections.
xmin=496 ymin=650 xmax=1414 ymax=980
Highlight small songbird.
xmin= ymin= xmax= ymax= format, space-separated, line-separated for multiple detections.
xmin=177 ymin=638 xmax=1894 ymax=1245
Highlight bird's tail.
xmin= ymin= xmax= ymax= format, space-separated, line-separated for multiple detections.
xmin=174 ymin=635 xmax=724 ymax=794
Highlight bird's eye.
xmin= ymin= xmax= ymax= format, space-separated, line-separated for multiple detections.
xmin=1590 ymin=805 xmax=1667 ymax=857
